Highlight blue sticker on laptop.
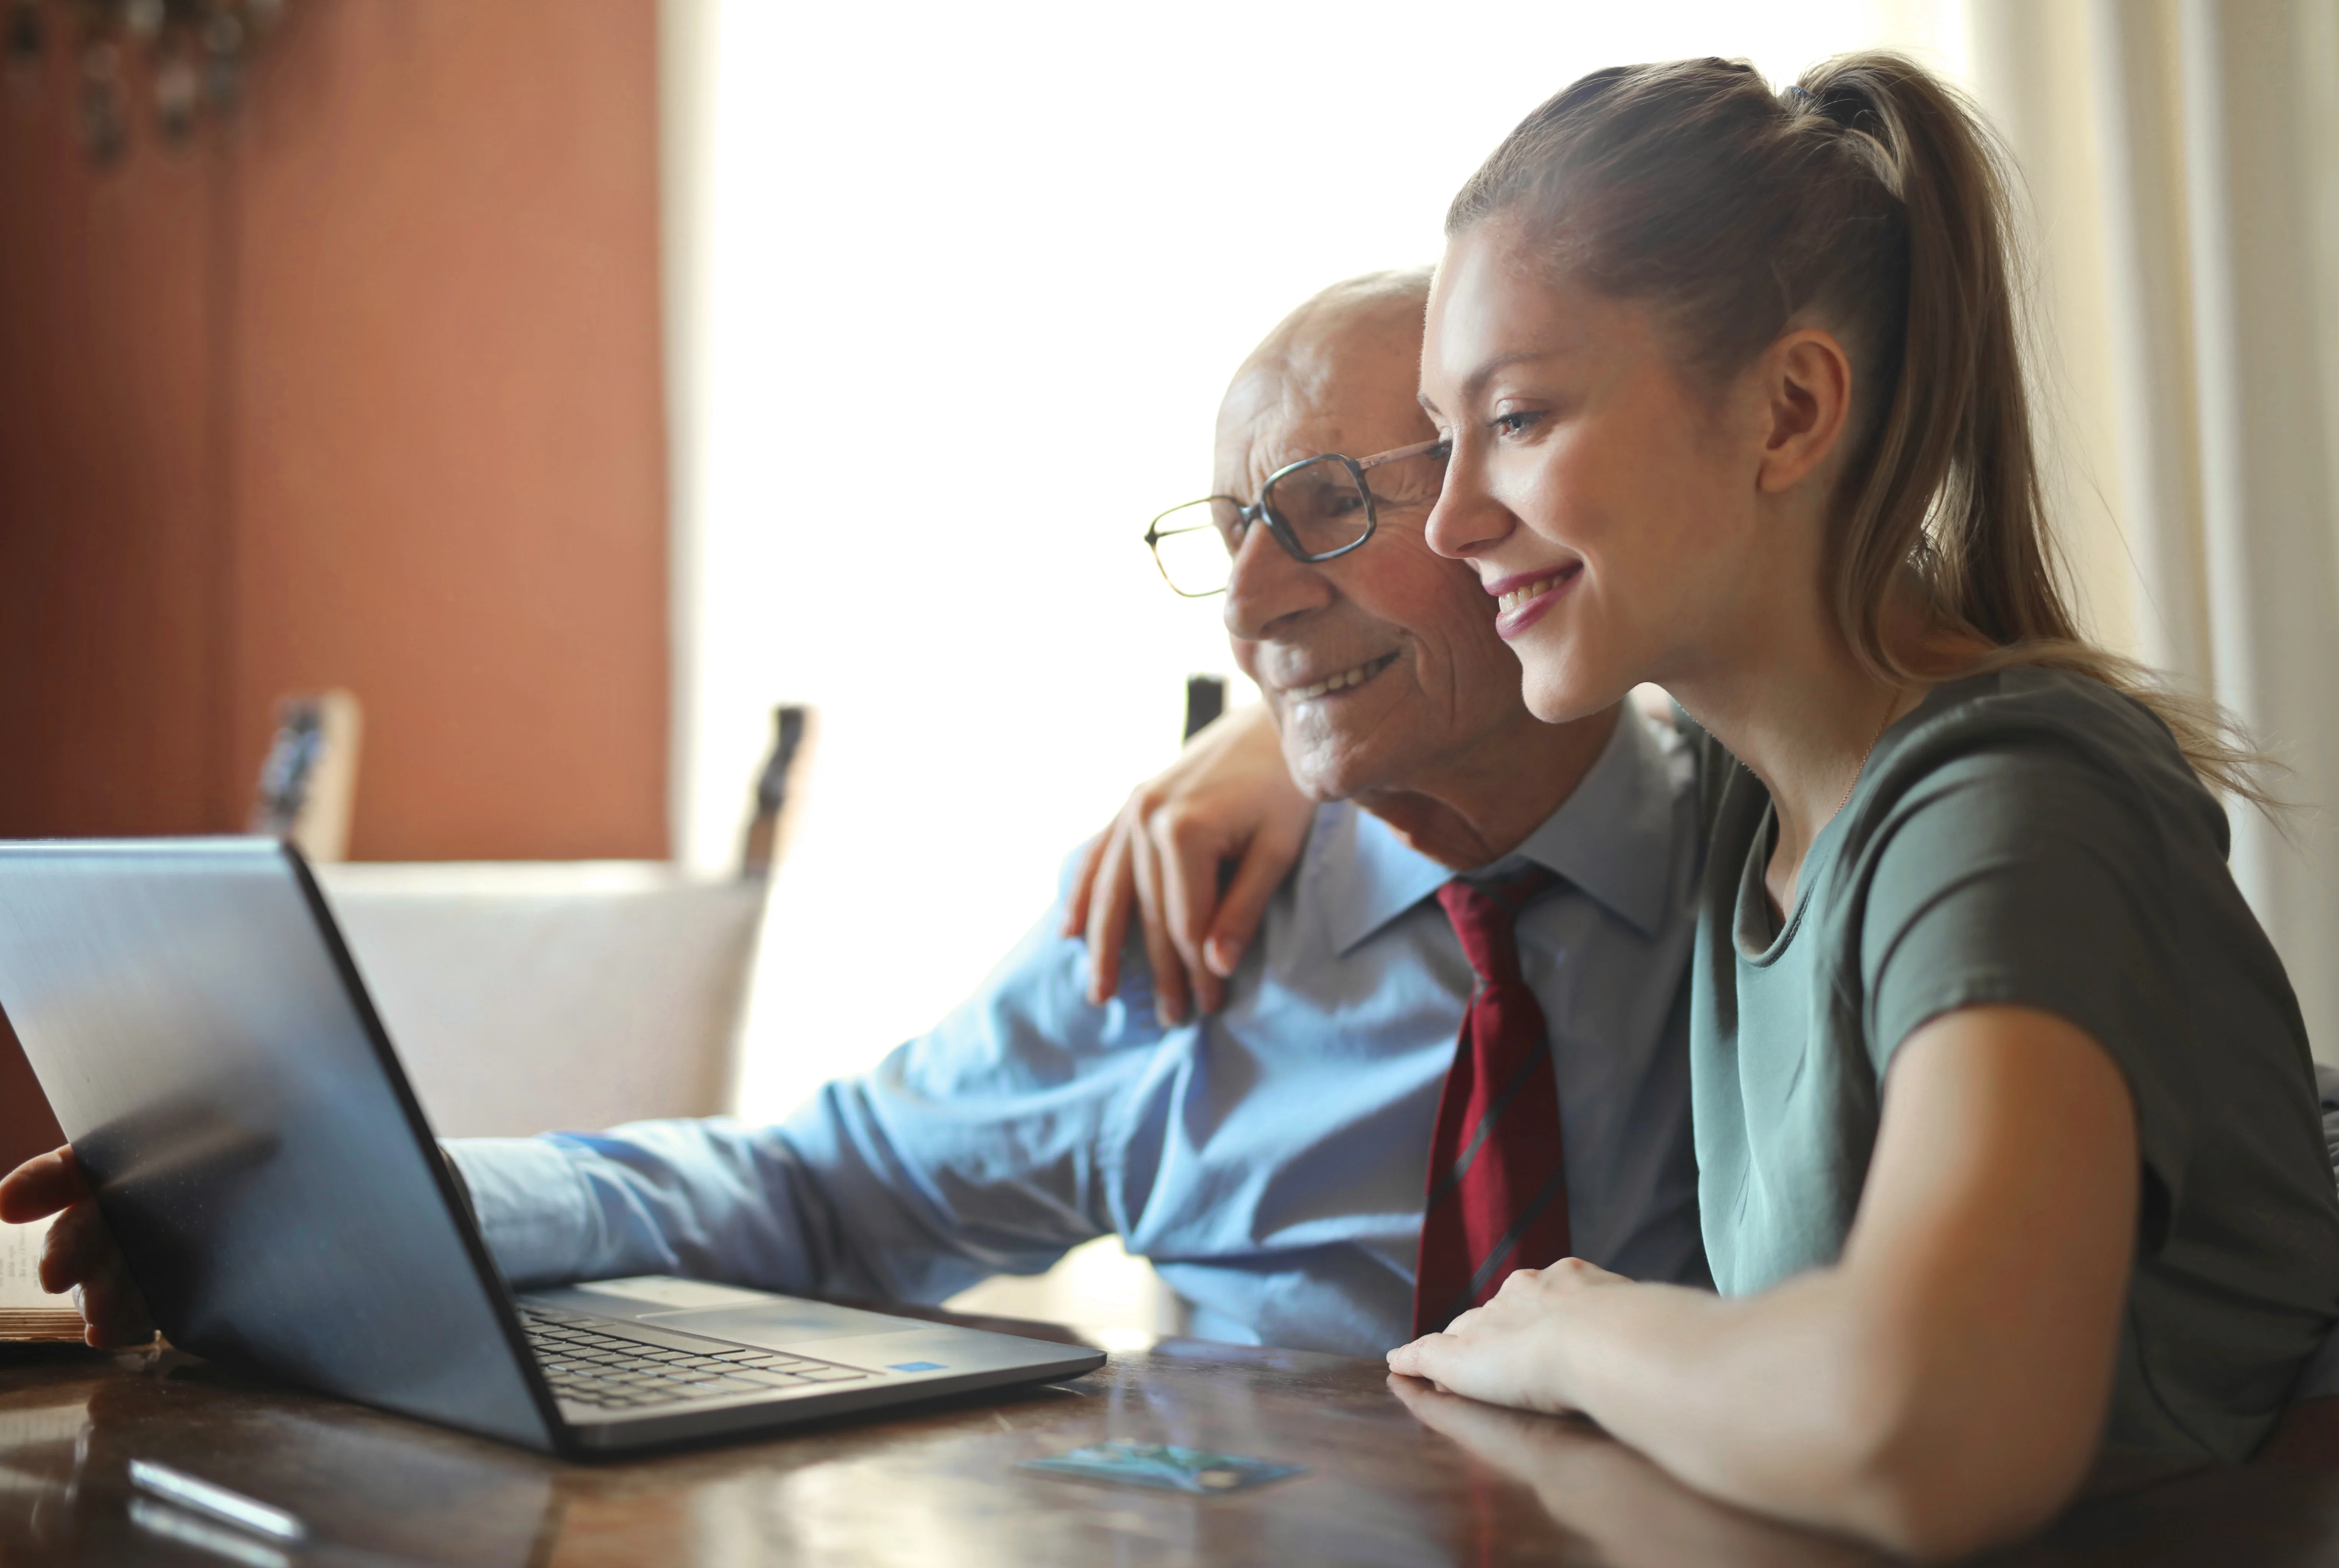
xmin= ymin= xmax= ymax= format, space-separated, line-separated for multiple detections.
xmin=1021 ymin=1441 xmax=1306 ymax=1494
xmin=888 ymin=1361 xmax=947 ymax=1372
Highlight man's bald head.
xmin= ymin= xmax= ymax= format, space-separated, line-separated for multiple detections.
xmin=1233 ymin=266 xmax=1433 ymax=375
xmin=1215 ymin=269 xmax=1434 ymax=492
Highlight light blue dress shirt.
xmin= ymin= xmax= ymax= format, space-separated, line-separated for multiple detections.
xmin=447 ymin=711 xmax=1707 ymax=1357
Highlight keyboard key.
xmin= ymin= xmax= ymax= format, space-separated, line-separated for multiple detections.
xmin=530 ymin=1313 xmax=886 ymax=1410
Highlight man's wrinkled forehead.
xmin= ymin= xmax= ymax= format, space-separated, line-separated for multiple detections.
xmin=1213 ymin=360 xmax=1328 ymax=494
xmin=1212 ymin=322 xmax=1427 ymax=497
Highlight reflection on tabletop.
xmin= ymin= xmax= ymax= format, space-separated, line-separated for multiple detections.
xmin=8 ymin=1324 xmax=2339 ymax=1566
xmin=2 ymin=1333 xmax=1480 ymax=1568
xmin=1389 ymin=1377 xmax=1887 ymax=1568
xmin=0 ymin=1345 xmax=554 ymax=1566
xmin=1390 ymin=1374 xmax=2339 ymax=1568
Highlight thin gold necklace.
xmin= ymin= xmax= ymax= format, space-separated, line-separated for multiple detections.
xmin=1833 ymin=694 xmax=1899 ymax=820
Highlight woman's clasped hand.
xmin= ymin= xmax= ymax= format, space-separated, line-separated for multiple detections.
xmin=1383 ymin=1259 xmax=1632 ymax=1416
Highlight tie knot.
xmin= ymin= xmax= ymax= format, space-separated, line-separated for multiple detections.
xmin=1436 ymin=865 xmax=1560 ymax=986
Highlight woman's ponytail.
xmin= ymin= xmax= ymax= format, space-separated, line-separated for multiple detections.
xmin=1450 ymin=51 xmax=2267 ymax=803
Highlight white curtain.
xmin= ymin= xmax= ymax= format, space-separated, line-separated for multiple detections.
xmin=1971 ymin=0 xmax=2339 ymax=1060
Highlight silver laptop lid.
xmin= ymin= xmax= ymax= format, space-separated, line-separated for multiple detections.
xmin=0 ymin=839 xmax=557 ymax=1450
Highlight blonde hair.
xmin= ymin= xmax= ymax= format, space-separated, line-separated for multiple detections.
xmin=1449 ymin=51 xmax=2267 ymax=804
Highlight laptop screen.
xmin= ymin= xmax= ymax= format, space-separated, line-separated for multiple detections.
xmin=0 ymin=840 xmax=553 ymax=1450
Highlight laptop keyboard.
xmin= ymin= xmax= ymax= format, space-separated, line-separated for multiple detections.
xmin=519 ymin=1305 xmax=873 ymax=1410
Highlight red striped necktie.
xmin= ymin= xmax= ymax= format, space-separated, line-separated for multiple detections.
xmin=1412 ymin=865 xmax=1571 ymax=1337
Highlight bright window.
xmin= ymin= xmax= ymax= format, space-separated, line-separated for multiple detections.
xmin=669 ymin=1 xmax=1971 ymax=1119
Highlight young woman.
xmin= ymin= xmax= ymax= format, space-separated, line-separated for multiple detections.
xmin=1074 ymin=53 xmax=2339 ymax=1556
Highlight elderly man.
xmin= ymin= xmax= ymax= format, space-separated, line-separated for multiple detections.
xmin=2 ymin=269 xmax=1704 ymax=1357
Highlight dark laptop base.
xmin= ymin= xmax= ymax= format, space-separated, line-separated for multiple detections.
xmin=520 ymin=1279 xmax=1097 ymax=1452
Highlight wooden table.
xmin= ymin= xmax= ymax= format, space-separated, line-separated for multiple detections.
xmin=4 ymin=1307 xmax=2338 ymax=1566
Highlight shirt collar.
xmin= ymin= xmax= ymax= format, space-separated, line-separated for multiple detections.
xmin=1309 ymin=708 xmax=1683 ymax=956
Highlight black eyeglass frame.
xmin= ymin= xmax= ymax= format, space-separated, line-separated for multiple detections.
xmin=1142 ymin=438 xmax=1447 ymax=599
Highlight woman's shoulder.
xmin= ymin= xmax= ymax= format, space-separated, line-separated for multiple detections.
xmin=1864 ymin=664 xmax=2221 ymax=842
xmin=1901 ymin=662 xmax=2179 ymax=753
xmin=1817 ymin=664 xmax=2243 ymax=947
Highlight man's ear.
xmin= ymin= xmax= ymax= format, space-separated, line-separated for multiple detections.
xmin=1753 ymin=328 xmax=1855 ymax=495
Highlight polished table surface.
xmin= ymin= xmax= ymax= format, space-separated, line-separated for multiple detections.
xmin=5 ymin=1306 xmax=2339 ymax=1566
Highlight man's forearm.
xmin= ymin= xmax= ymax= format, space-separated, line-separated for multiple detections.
xmin=443 ymin=1137 xmax=622 ymax=1286
xmin=440 ymin=888 xmax=1149 ymax=1301
xmin=444 ymin=1117 xmax=860 ymax=1292
xmin=442 ymin=1087 xmax=1104 ymax=1302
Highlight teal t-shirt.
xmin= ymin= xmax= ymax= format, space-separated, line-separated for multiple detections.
xmin=1690 ymin=666 xmax=2339 ymax=1462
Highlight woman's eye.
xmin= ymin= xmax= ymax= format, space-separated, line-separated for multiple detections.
xmin=1492 ymin=411 xmax=1543 ymax=439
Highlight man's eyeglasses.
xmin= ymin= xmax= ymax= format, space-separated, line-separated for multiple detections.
xmin=1144 ymin=439 xmax=1447 ymax=598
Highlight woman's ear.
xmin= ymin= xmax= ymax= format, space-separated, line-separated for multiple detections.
xmin=1754 ymin=328 xmax=1855 ymax=494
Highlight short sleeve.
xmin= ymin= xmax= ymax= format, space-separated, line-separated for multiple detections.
xmin=1855 ymin=744 xmax=2193 ymax=1249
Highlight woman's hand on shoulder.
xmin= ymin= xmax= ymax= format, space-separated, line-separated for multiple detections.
xmin=1063 ymin=701 xmax=1311 ymax=1023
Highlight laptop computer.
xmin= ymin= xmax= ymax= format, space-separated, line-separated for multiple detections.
xmin=0 ymin=838 xmax=1103 ymax=1455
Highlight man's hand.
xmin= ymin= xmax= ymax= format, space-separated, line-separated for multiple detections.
xmin=1386 ymin=1258 xmax=1632 ymax=1415
xmin=1063 ymin=701 xmax=1311 ymax=1023
xmin=0 ymin=1146 xmax=156 ymax=1348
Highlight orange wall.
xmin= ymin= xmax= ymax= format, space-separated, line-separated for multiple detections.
xmin=0 ymin=85 xmax=220 ymax=838
xmin=0 ymin=0 xmax=670 ymax=861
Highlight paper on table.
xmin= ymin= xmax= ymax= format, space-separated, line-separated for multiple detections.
xmin=0 ymin=1216 xmax=83 ymax=1341
xmin=1 ymin=1216 xmax=53 ymax=1307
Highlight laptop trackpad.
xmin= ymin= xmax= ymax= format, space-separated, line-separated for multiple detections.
xmin=639 ymin=1300 xmax=910 ymax=1346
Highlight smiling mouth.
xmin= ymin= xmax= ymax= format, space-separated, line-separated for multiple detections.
xmin=1497 ymin=568 xmax=1578 ymax=614
xmin=1283 ymin=651 xmax=1400 ymax=701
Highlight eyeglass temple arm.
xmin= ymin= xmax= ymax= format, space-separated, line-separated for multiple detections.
xmin=1354 ymin=437 xmax=1447 ymax=471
